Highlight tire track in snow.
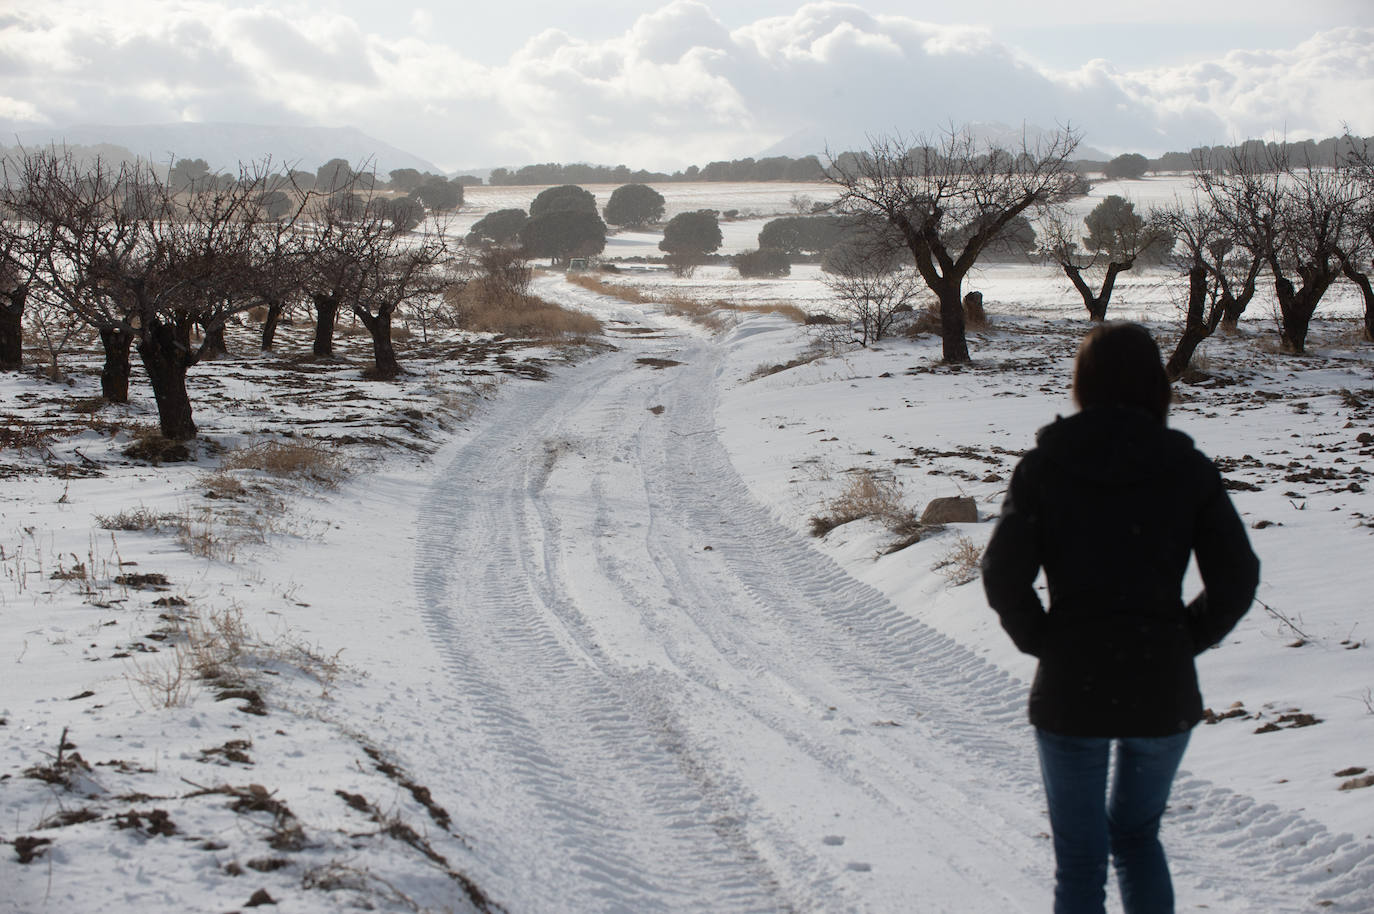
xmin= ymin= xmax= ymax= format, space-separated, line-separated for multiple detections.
xmin=640 ymin=331 xmax=1374 ymax=913
xmin=413 ymin=344 xmax=813 ymax=913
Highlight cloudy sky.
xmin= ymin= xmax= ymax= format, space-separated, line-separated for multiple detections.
xmin=1 ymin=0 xmax=1371 ymax=171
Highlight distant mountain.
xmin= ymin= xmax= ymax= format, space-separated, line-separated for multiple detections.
xmin=4 ymin=123 xmax=442 ymax=176
xmin=758 ymin=121 xmax=1110 ymax=162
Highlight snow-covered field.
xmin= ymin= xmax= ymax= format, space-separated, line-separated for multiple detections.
xmin=2 ymin=220 xmax=1373 ymax=912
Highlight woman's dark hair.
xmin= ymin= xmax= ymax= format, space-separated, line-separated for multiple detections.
xmin=1072 ymin=322 xmax=1171 ymax=424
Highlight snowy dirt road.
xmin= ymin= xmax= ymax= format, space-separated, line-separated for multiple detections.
xmin=389 ymin=280 xmax=1371 ymax=913
xmin=409 ymin=307 xmax=1051 ymax=913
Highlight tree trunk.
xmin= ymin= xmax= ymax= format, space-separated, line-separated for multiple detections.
xmin=1166 ymin=264 xmax=1212 ymax=380
xmin=1219 ymin=262 xmax=1259 ymax=332
xmin=1273 ymin=275 xmax=1314 ymax=354
xmin=261 ymin=299 xmax=284 ymax=351
xmin=1270 ymin=260 xmax=1337 ymax=355
xmin=936 ymin=284 xmax=970 ymax=363
xmin=1221 ymin=298 xmax=1246 ymax=332
xmin=1275 ymin=276 xmax=1309 ymax=353
xmin=1341 ymin=260 xmax=1374 ymax=342
xmin=312 ymin=293 xmax=339 ymax=357
xmin=137 ymin=317 xmax=197 ymax=440
xmin=0 ymin=287 xmax=24 ymax=370
xmin=357 ymin=308 xmax=401 ymax=378
xmin=99 ymin=325 xmax=133 ymax=403
xmin=1063 ymin=261 xmax=1131 ymax=322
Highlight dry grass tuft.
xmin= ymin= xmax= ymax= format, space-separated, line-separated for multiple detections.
xmin=127 ymin=601 xmax=348 ymax=709
xmin=905 ymin=302 xmax=944 ymax=338
xmin=167 ymin=506 xmax=240 ymax=561
xmin=931 ymin=534 xmax=984 ymax=586
xmin=127 ymin=648 xmax=196 ymax=708
xmin=810 ymin=470 xmax=919 ymax=537
xmin=446 ymin=283 xmax=602 ymax=338
xmin=201 ymin=470 xmax=249 ymax=499
xmin=567 ymin=273 xmax=651 ymax=304
xmin=96 ymin=505 xmax=179 ymax=532
xmin=749 ymin=345 xmax=828 ymax=380
xmin=123 ymin=428 xmax=192 ymax=464
xmin=742 ymin=301 xmax=808 ymax=323
xmin=221 ymin=439 xmax=347 ymax=487
xmin=568 ymin=273 xmax=805 ymax=328
xmin=186 ymin=605 xmax=254 ymax=682
xmin=662 ymin=295 xmax=733 ymax=331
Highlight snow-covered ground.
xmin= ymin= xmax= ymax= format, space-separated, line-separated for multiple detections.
xmin=2 ymin=252 xmax=1372 ymax=912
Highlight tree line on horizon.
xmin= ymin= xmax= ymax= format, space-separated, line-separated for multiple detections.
xmin=8 ymin=132 xmax=1371 ymax=189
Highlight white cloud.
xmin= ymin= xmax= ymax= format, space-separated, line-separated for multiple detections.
xmin=1 ymin=0 xmax=1370 ymax=170
xmin=1113 ymin=27 xmax=1374 ymax=148
xmin=0 ymin=96 xmax=45 ymax=124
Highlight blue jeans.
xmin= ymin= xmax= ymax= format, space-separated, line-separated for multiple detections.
xmin=1035 ymin=728 xmax=1191 ymax=914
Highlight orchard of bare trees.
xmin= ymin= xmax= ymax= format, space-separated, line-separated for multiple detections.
xmin=825 ymin=127 xmax=1374 ymax=368
xmin=1 ymin=151 xmax=453 ymax=441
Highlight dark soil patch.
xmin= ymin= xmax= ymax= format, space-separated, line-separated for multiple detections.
xmin=115 ymin=572 xmax=170 ymax=589
xmin=14 ymin=835 xmax=53 ymax=863
xmin=38 ymin=807 xmax=101 ymax=829
xmin=636 ymin=357 xmax=683 ymax=369
xmin=114 ymin=808 xmax=177 ymax=837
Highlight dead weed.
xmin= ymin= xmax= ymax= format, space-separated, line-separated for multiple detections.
xmin=810 ymin=470 xmax=920 ymax=538
xmin=931 ymin=534 xmax=984 ymax=586
xmin=221 ymin=439 xmax=347 ymax=487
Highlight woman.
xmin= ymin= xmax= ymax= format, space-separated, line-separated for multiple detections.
xmin=982 ymin=322 xmax=1259 ymax=914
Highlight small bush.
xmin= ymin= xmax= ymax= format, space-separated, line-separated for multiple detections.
xmin=734 ymin=248 xmax=791 ymax=278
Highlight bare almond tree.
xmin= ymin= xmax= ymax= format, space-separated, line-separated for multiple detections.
xmin=1156 ymin=201 xmax=1261 ymax=379
xmin=1337 ymin=134 xmax=1374 ymax=341
xmin=827 ymin=126 xmax=1080 ymax=362
xmin=11 ymin=151 xmax=294 ymax=438
xmin=1196 ymin=145 xmax=1357 ymax=353
xmin=7 ymin=151 xmax=142 ymax=400
xmin=0 ymin=169 xmax=59 ymax=371
xmin=299 ymin=191 xmax=449 ymax=377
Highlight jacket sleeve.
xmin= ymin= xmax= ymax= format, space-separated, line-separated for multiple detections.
xmin=1185 ymin=462 xmax=1260 ymax=653
xmin=982 ymin=456 xmax=1049 ymax=657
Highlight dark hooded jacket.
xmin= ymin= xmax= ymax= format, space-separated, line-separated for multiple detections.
xmin=981 ymin=406 xmax=1259 ymax=737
